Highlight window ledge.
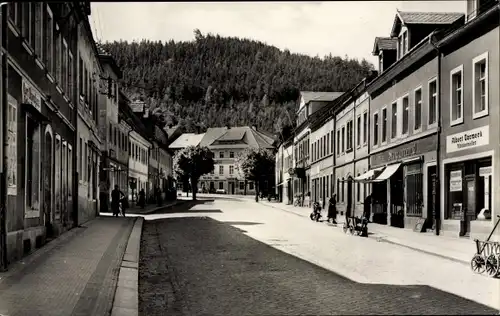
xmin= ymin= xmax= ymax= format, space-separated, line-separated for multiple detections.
xmin=8 ymin=21 xmax=20 ymax=37
xmin=35 ymin=58 xmax=46 ymax=71
xmin=428 ymin=122 xmax=438 ymax=129
xmin=46 ymin=73 xmax=55 ymax=83
xmin=450 ymin=119 xmax=464 ymax=127
xmin=414 ymin=127 xmax=422 ymax=134
xmin=472 ymin=110 xmax=488 ymax=120
xmin=22 ymin=40 xmax=34 ymax=56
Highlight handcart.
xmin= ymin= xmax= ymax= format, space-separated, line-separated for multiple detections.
xmin=470 ymin=215 xmax=500 ymax=277
xmin=342 ymin=216 xmax=368 ymax=237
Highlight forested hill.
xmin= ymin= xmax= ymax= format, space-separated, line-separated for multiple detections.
xmin=100 ymin=29 xmax=374 ymax=135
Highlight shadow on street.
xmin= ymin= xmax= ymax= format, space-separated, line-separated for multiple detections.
xmin=139 ymin=217 xmax=497 ymax=315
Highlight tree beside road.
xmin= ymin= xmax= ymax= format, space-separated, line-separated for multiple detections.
xmin=173 ymin=145 xmax=215 ymax=200
xmin=236 ymin=148 xmax=275 ymax=202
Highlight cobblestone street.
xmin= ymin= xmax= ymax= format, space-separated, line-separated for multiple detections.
xmin=139 ymin=197 xmax=498 ymax=315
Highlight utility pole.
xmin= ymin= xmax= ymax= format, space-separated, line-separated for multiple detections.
xmin=0 ymin=1 xmax=9 ymax=272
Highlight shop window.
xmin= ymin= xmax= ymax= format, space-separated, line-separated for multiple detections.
xmin=219 ymin=182 xmax=223 ymax=190
xmin=447 ymin=168 xmax=464 ymax=220
xmin=406 ymin=163 xmax=423 ymax=217
xmin=26 ymin=116 xmax=41 ymax=210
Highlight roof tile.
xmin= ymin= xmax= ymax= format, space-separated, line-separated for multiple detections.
xmin=399 ymin=11 xmax=464 ymax=25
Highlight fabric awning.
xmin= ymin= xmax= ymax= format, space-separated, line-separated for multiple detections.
xmin=372 ymin=163 xmax=402 ymax=182
xmin=354 ymin=167 xmax=384 ymax=182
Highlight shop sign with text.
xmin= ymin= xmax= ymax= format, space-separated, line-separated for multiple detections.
xmin=22 ymin=79 xmax=42 ymax=113
xmin=450 ymin=170 xmax=462 ymax=192
xmin=370 ymin=135 xmax=436 ymax=167
xmin=446 ymin=125 xmax=489 ymax=154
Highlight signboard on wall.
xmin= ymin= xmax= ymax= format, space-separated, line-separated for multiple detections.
xmin=446 ymin=125 xmax=489 ymax=153
xmin=22 ymin=78 xmax=42 ymax=113
xmin=449 ymin=170 xmax=462 ymax=192
xmin=370 ymin=134 xmax=436 ymax=167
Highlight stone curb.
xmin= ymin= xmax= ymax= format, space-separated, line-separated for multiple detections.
xmin=260 ymin=201 xmax=469 ymax=266
xmin=111 ymin=217 xmax=143 ymax=316
xmin=130 ymin=200 xmax=188 ymax=215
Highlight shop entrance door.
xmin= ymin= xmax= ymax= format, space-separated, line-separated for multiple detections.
xmin=427 ymin=165 xmax=437 ymax=230
xmin=229 ymin=182 xmax=235 ymax=195
xmin=462 ymin=175 xmax=476 ymax=237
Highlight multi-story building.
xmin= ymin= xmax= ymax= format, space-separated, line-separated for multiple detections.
xmin=438 ymin=0 xmax=500 ymax=238
xmin=309 ymin=106 xmax=335 ymax=208
xmin=199 ymin=126 xmax=274 ymax=194
xmin=2 ymin=2 xmax=89 ymax=264
xmin=365 ymin=11 xmax=464 ymax=229
xmin=76 ymin=8 xmax=103 ymax=224
xmin=97 ymin=51 xmax=124 ymax=213
xmin=292 ymin=92 xmax=343 ymax=202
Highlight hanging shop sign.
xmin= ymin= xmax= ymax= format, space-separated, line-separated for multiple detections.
xmin=22 ymin=78 xmax=42 ymax=113
xmin=370 ymin=135 xmax=435 ymax=167
xmin=446 ymin=125 xmax=489 ymax=154
xmin=449 ymin=170 xmax=462 ymax=192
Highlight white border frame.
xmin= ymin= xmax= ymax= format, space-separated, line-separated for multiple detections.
xmin=428 ymin=77 xmax=438 ymax=129
xmin=413 ymin=85 xmax=423 ymax=133
xmin=381 ymin=106 xmax=388 ymax=145
xmin=472 ymin=52 xmax=489 ymax=120
xmin=372 ymin=110 xmax=379 ymax=149
xmin=400 ymin=93 xmax=410 ymax=137
xmin=450 ymin=64 xmax=464 ymax=126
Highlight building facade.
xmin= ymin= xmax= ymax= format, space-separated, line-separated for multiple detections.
xmin=199 ymin=126 xmax=274 ymax=195
xmin=281 ymin=141 xmax=294 ymax=204
xmin=365 ymin=11 xmax=464 ymax=229
xmin=438 ymin=1 xmax=500 ymax=238
xmin=128 ymin=130 xmax=151 ymax=204
xmin=2 ymin=2 xmax=88 ymax=264
xmin=97 ymin=53 xmax=124 ymax=213
xmin=76 ymin=10 xmax=103 ymax=224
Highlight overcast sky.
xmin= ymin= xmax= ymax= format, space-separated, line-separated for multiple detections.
xmin=90 ymin=1 xmax=465 ymax=66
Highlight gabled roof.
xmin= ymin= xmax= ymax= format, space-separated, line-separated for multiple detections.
xmin=372 ymin=37 xmax=398 ymax=55
xmin=391 ymin=11 xmax=464 ymax=37
xmin=300 ymin=91 xmax=344 ymax=105
xmin=168 ymin=133 xmax=205 ymax=149
xmin=200 ymin=126 xmax=274 ymax=149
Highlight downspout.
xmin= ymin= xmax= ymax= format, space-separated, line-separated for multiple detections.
xmin=429 ymin=31 xmax=441 ymax=236
xmin=0 ymin=2 xmax=8 ymax=271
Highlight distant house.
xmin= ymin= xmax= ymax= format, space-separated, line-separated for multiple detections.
xmin=198 ymin=126 xmax=275 ymax=195
xmin=169 ymin=132 xmax=206 ymax=154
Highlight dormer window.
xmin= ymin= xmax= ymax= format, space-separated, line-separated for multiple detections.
xmin=398 ymin=30 xmax=408 ymax=59
xmin=379 ymin=51 xmax=384 ymax=73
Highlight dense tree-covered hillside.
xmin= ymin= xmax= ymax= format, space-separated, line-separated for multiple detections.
xmin=101 ymin=29 xmax=374 ymax=135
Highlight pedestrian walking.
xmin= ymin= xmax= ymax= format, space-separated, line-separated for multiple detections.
xmin=328 ymin=194 xmax=337 ymax=224
xmin=111 ymin=185 xmax=125 ymax=217
xmin=138 ymin=188 xmax=146 ymax=209
xmin=363 ymin=194 xmax=372 ymax=222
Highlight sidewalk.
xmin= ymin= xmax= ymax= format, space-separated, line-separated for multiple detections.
xmin=260 ymin=201 xmax=475 ymax=265
xmin=124 ymin=200 xmax=186 ymax=215
xmin=0 ymin=216 xmax=136 ymax=316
